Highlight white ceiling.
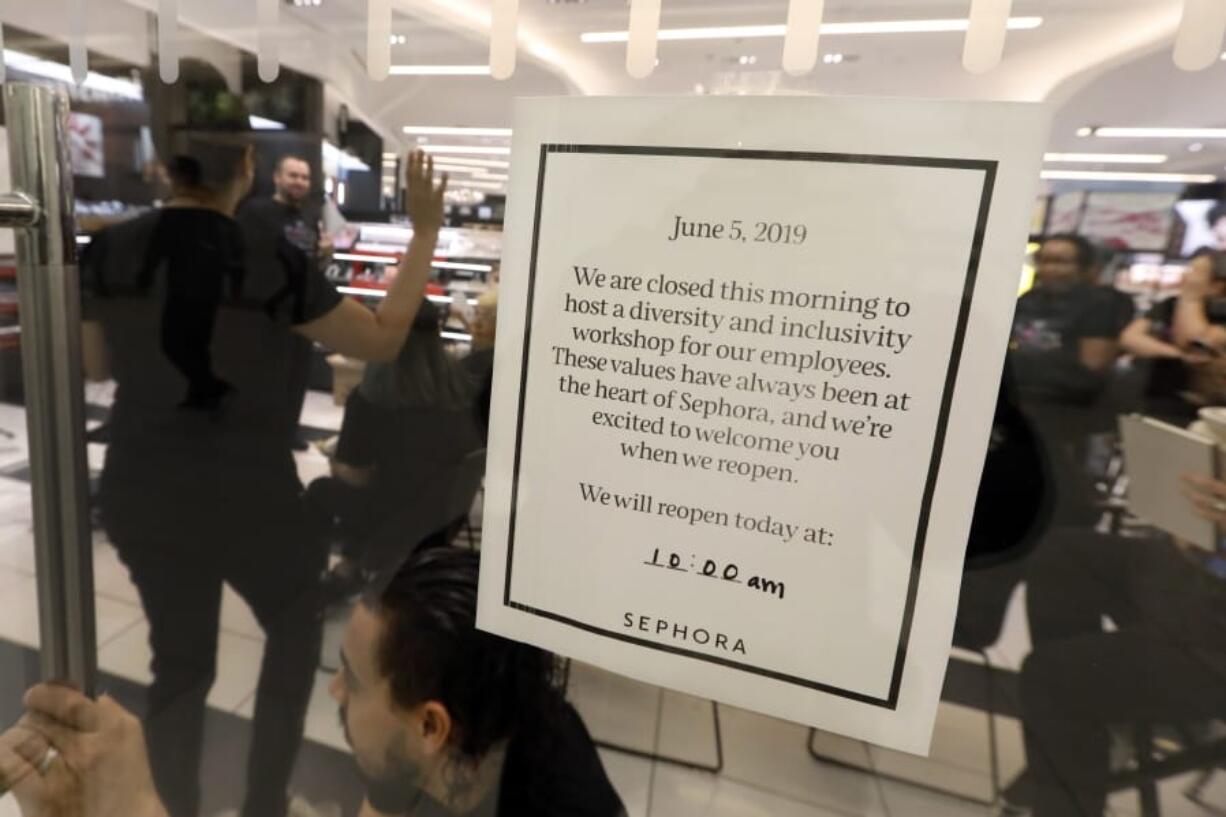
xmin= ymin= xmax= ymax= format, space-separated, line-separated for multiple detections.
xmin=6 ymin=0 xmax=1226 ymax=182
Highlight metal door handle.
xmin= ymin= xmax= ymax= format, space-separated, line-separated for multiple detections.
xmin=0 ymin=82 xmax=97 ymax=696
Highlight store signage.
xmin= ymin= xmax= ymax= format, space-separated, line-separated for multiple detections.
xmin=67 ymin=112 xmax=105 ymax=179
xmin=477 ymin=95 xmax=1049 ymax=754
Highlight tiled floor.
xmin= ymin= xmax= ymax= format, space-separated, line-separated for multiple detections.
xmin=0 ymin=390 xmax=1222 ymax=816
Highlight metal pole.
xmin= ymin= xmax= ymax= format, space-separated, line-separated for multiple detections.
xmin=3 ymin=83 xmax=96 ymax=695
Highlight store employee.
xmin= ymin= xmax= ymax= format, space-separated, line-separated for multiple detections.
xmin=238 ymin=155 xmax=333 ymax=270
xmin=237 ymin=155 xmax=335 ymax=449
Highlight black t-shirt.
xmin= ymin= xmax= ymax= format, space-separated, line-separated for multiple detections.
xmin=236 ymin=197 xmax=321 ymax=271
xmin=1009 ymin=284 xmax=1128 ymax=404
xmin=236 ymin=197 xmax=325 ymax=416
xmin=335 ymin=387 xmax=482 ymax=504
xmin=81 ymin=208 xmax=342 ymax=482
xmin=497 ymin=703 xmax=625 ymax=816
xmin=365 ymin=702 xmax=626 ymax=817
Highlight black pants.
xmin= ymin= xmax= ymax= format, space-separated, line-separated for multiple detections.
xmin=105 ymin=481 xmax=326 ymax=817
xmin=1019 ymin=530 xmax=1226 ymax=816
xmin=305 ymin=476 xmax=380 ymax=565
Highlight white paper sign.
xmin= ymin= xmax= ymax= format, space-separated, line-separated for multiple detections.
xmin=477 ymin=96 xmax=1049 ymax=754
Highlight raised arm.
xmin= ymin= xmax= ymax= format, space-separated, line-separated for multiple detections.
xmin=296 ymin=150 xmax=448 ymax=362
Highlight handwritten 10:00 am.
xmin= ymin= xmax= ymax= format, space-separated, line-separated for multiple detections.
xmin=667 ymin=215 xmax=808 ymax=245
xmin=645 ymin=547 xmax=787 ymax=600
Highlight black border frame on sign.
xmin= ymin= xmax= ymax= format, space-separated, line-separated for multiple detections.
xmin=502 ymin=144 xmax=998 ymax=710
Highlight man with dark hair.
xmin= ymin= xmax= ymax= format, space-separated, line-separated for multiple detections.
xmin=0 ymin=548 xmax=625 ymax=817
xmin=1009 ymin=234 xmax=1130 ymax=522
xmin=238 ymin=154 xmax=334 ymax=451
xmin=239 ymin=155 xmax=327 ymax=257
xmin=336 ymin=548 xmax=624 ymax=816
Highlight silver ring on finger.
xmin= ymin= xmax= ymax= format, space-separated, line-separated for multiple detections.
xmin=37 ymin=747 xmax=58 ymax=775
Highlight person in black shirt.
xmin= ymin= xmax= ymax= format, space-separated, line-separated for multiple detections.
xmin=80 ymin=118 xmax=449 ymax=817
xmin=238 ymin=155 xmax=331 ymax=268
xmin=1009 ymin=234 xmax=1128 ymax=523
xmin=1010 ymin=234 xmax=1125 ymax=404
xmin=237 ymin=155 xmax=334 ymax=451
xmin=0 ymin=550 xmax=626 ymax=817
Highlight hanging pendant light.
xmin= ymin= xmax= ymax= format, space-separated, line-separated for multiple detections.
xmin=69 ymin=0 xmax=88 ymax=84
xmin=490 ymin=0 xmax=519 ymax=80
xmin=626 ymin=0 xmax=662 ymax=79
xmin=782 ymin=0 xmax=824 ymax=75
xmin=1174 ymin=0 xmax=1226 ymax=71
xmin=963 ymin=0 xmax=1011 ymax=74
xmin=157 ymin=0 xmax=178 ymax=83
xmin=368 ymin=0 xmax=391 ymax=80
xmin=258 ymin=0 xmax=280 ymax=82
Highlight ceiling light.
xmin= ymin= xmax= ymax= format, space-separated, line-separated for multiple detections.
xmin=451 ymin=179 xmax=506 ymax=190
xmin=433 ymin=261 xmax=494 ymax=272
xmin=249 ymin=115 xmax=286 ymax=130
xmin=1089 ymin=127 xmax=1226 ymax=139
xmin=420 ymin=145 xmax=511 ymax=155
xmin=335 ymin=253 xmax=397 ymax=265
xmin=389 ymin=65 xmax=491 ymax=76
xmin=1190 ymin=142 xmax=1206 ymax=152
xmin=1040 ymin=170 xmax=1217 ymax=183
xmin=338 ymin=286 xmax=387 ymax=298
xmin=402 ymin=126 xmax=512 ymax=137
xmin=693 ymin=83 xmax=705 ymax=94
xmin=389 ymin=34 xmax=407 ymax=45
xmin=823 ymin=52 xmax=845 ymax=64
xmin=2 ymin=49 xmax=142 ymax=99
xmin=1076 ymin=127 xmax=1094 ymax=137
xmin=419 ymin=156 xmax=509 ymax=168
xmin=580 ymin=16 xmax=1042 ymax=44
xmin=475 ymin=172 xmax=509 ymax=181
xmin=432 ymin=164 xmax=491 ymax=175
xmin=1043 ymin=153 xmax=1168 ymax=164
